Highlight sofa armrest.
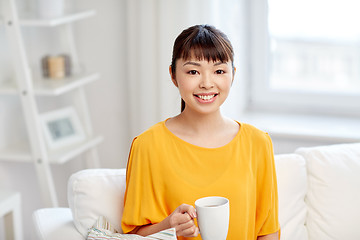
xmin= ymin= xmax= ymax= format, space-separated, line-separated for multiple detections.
xmin=33 ymin=208 xmax=84 ymax=240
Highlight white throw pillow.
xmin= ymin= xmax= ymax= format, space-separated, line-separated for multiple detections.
xmin=68 ymin=168 xmax=126 ymax=237
xmin=296 ymin=143 xmax=360 ymax=240
xmin=275 ymin=154 xmax=308 ymax=240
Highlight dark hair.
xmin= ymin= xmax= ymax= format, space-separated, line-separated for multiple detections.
xmin=170 ymin=25 xmax=234 ymax=112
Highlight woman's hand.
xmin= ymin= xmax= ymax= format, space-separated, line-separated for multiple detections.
xmin=166 ymin=204 xmax=199 ymax=237
xmin=129 ymin=204 xmax=199 ymax=237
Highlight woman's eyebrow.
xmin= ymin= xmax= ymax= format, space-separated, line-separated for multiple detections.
xmin=183 ymin=61 xmax=227 ymax=67
xmin=183 ymin=61 xmax=201 ymax=67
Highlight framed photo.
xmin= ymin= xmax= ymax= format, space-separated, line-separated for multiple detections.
xmin=40 ymin=107 xmax=85 ymax=150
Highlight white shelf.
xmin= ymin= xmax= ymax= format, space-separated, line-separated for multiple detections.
xmin=19 ymin=10 xmax=96 ymax=27
xmin=0 ymin=135 xmax=103 ymax=164
xmin=0 ymin=144 xmax=31 ymax=162
xmin=50 ymin=135 xmax=103 ymax=164
xmin=34 ymin=72 xmax=100 ymax=96
xmin=0 ymin=80 xmax=17 ymax=95
xmin=0 ymin=72 xmax=100 ymax=96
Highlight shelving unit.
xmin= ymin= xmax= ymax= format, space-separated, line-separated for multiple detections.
xmin=19 ymin=10 xmax=96 ymax=27
xmin=0 ymin=72 xmax=100 ymax=96
xmin=0 ymin=1 xmax=103 ymax=207
xmin=0 ymin=136 xmax=103 ymax=164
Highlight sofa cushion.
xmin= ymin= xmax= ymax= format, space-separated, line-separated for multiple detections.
xmin=68 ymin=168 xmax=126 ymax=237
xmin=275 ymin=154 xmax=308 ymax=240
xmin=296 ymin=143 xmax=360 ymax=239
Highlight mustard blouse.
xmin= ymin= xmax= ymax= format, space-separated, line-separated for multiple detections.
xmin=121 ymin=120 xmax=280 ymax=240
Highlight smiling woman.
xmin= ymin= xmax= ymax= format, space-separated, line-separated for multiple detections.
xmin=121 ymin=24 xmax=280 ymax=240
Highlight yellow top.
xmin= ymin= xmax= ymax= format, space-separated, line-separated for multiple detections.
xmin=121 ymin=120 xmax=280 ymax=240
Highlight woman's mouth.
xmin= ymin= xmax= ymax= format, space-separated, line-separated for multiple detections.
xmin=194 ymin=93 xmax=218 ymax=103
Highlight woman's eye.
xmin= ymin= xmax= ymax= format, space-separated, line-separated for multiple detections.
xmin=215 ymin=70 xmax=225 ymax=74
xmin=188 ymin=70 xmax=198 ymax=75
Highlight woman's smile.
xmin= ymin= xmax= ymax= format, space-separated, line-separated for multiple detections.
xmin=194 ymin=93 xmax=219 ymax=103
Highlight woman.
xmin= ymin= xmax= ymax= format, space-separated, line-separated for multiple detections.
xmin=121 ymin=24 xmax=280 ymax=240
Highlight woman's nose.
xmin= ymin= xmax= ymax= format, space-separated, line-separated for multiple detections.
xmin=199 ymin=74 xmax=214 ymax=89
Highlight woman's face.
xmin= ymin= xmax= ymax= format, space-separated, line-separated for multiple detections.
xmin=171 ymin=56 xmax=234 ymax=115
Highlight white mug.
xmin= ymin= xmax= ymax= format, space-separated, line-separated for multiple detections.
xmin=195 ymin=196 xmax=229 ymax=240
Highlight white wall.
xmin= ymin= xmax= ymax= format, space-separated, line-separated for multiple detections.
xmin=74 ymin=0 xmax=129 ymax=168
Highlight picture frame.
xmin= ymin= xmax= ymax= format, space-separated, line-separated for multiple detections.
xmin=40 ymin=107 xmax=85 ymax=150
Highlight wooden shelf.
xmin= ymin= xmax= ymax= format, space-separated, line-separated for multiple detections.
xmin=0 ymin=135 xmax=103 ymax=164
xmin=0 ymin=72 xmax=100 ymax=96
xmin=19 ymin=10 xmax=96 ymax=27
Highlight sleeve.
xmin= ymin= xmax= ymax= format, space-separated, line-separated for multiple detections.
xmin=256 ymin=133 xmax=281 ymax=237
xmin=121 ymin=137 xmax=166 ymax=233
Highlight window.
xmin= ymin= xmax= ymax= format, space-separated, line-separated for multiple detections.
xmin=249 ymin=0 xmax=360 ymax=116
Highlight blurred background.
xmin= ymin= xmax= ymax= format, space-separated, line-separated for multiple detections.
xmin=0 ymin=0 xmax=359 ymax=238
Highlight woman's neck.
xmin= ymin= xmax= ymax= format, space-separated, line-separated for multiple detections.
xmin=175 ymin=109 xmax=227 ymax=134
xmin=166 ymin=108 xmax=239 ymax=148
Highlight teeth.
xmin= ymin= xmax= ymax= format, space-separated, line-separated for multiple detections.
xmin=198 ymin=94 xmax=215 ymax=100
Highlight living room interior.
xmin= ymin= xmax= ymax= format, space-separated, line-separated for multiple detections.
xmin=0 ymin=0 xmax=359 ymax=239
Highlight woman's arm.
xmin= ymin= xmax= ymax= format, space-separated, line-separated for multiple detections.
xmin=130 ymin=204 xmax=199 ymax=238
xmin=257 ymin=231 xmax=279 ymax=240
xmin=129 ymin=220 xmax=169 ymax=236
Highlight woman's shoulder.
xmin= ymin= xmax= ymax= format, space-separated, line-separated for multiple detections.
xmin=238 ymin=122 xmax=271 ymax=142
xmin=133 ymin=120 xmax=168 ymax=144
xmin=238 ymin=122 xmax=274 ymax=162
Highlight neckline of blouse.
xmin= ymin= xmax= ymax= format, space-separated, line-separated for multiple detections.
xmin=162 ymin=118 xmax=243 ymax=151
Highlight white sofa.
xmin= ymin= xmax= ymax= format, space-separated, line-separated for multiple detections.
xmin=33 ymin=143 xmax=360 ymax=240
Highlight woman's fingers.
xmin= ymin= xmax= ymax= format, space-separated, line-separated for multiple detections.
xmin=169 ymin=210 xmax=191 ymax=227
xmin=176 ymin=219 xmax=199 ymax=237
xmin=178 ymin=204 xmax=197 ymax=218
xmin=169 ymin=204 xmax=199 ymax=237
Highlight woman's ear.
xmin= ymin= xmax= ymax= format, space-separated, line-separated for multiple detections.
xmin=169 ymin=65 xmax=178 ymax=87
xmin=231 ymin=67 xmax=236 ymax=85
